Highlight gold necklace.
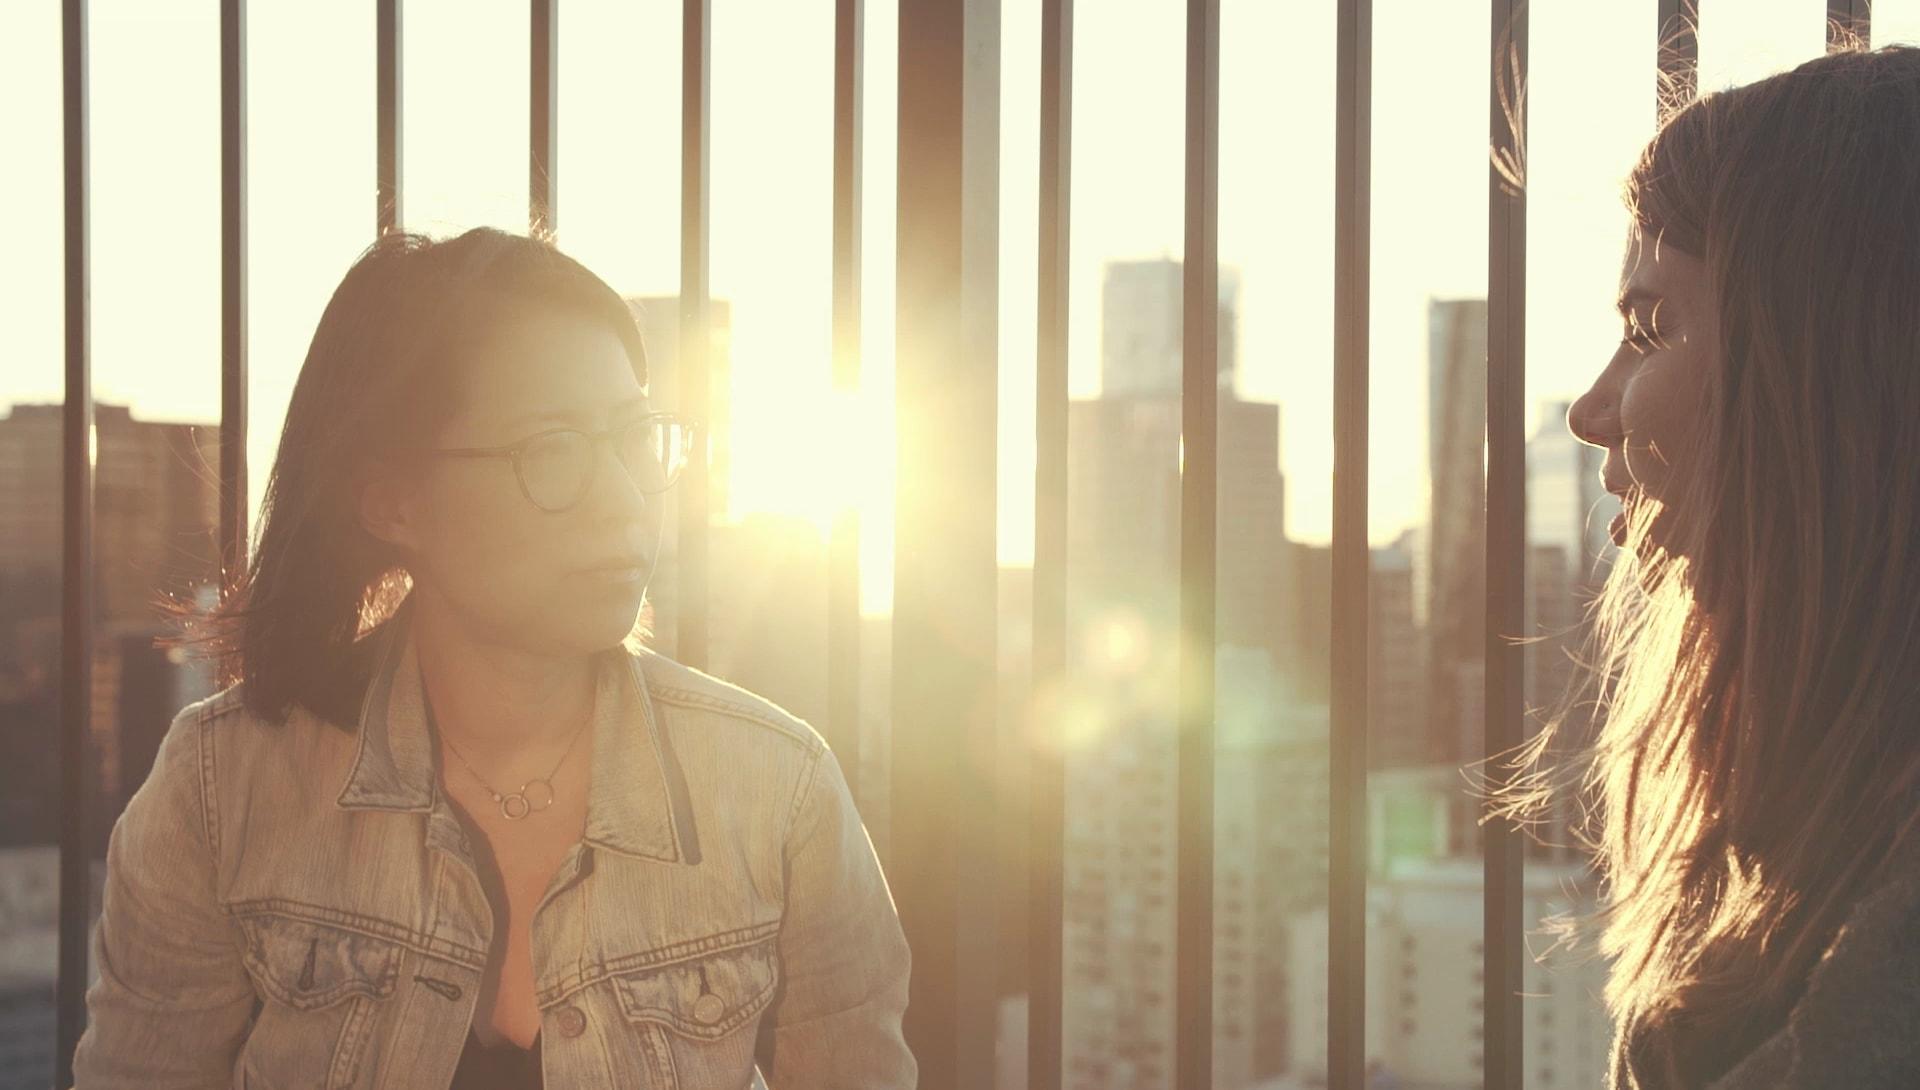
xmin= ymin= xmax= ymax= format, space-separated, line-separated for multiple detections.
xmin=431 ymin=699 xmax=590 ymax=821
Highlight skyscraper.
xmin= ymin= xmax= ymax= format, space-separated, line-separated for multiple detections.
xmin=1099 ymin=258 xmax=1242 ymax=399
xmin=1426 ymin=298 xmax=1488 ymax=769
xmin=1528 ymin=398 xmax=1615 ymax=588
xmin=1370 ymin=531 xmax=1427 ymax=769
xmin=1059 ymin=258 xmax=1297 ymax=1090
xmin=0 ymin=403 xmax=220 ymax=626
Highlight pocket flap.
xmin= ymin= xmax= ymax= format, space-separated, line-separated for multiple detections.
xmin=612 ymin=937 xmax=779 ymax=1039
xmin=236 ymin=912 xmax=402 ymax=1012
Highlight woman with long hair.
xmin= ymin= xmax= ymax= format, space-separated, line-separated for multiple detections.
xmin=70 ymin=228 xmax=913 ymax=1088
xmin=1541 ymin=42 xmax=1920 ymax=1089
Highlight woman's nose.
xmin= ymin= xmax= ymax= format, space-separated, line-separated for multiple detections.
xmin=1567 ymin=384 xmax=1618 ymax=449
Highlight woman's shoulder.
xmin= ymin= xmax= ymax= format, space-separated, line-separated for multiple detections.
xmin=1708 ymin=831 xmax=1920 ymax=1088
xmin=625 ymin=646 xmax=828 ymax=761
xmin=146 ymin=680 xmax=361 ymax=816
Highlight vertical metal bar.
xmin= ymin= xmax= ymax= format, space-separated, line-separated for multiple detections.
xmin=530 ymin=0 xmax=557 ymax=233
xmin=1028 ymin=1 xmax=1071 ymax=1086
xmin=1177 ymin=0 xmax=1220 ymax=1087
xmin=56 ymin=0 xmax=94 ymax=1083
xmin=377 ymin=0 xmax=402 ymax=234
xmin=1828 ymin=0 xmax=1870 ymax=50
xmin=221 ymin=0 xmax=249 ymax=594
xmin=1484 ymin=3 xmax=1528 ymax=1089
xmin=828 ymin=0 xmax=864 ymax=808
xmin=678 ymin=0 xmax=712 ymax=672
xmin=1328 ymin=0 xmax=1372 ymax=1086
xmin=1657 ymin=0 xmax=1698 ymax=114
xmin=893 ymin=0 xmax=1000 ymax=1084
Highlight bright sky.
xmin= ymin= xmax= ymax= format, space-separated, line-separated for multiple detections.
xmin=6 ymin=0 xmax=1916 ymax=612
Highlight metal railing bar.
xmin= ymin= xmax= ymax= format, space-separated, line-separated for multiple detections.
xmin=1658 ymin=0 xmax=1699 ymax=115
xmin=530 ymin=0 xmax=556 ymax=233
xmin=1828 ymin=0 xmax=1870 ymax=51
xmin=1483 ymin=2 xmax=1529 ymax=1087
xmin=891 ymin=1 xmax=1002 ymax=1083
xmin=56 ymin=0 xmax=95 ymax=1083
xmin=377 ymin=0 xmax=402 ymax=233
xmin=221 ymin=0 xmax=249 ymax=603
xmin=1329 ymin=0 xmax=1373 ymax=1085
xmin=828 ymin=0 xmax=864 ymax=809
xmin=1028 ymin=1 xmax=1072 ymax=1085
xmin=1176 ymin=0 xmax=1220 ymax=1085
xmin=678 ymin=0 xmax=712 ymax=671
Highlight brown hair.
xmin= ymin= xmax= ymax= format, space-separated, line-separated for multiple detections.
xmin=1507 ymin=43 xmax=1920 ymax=1087
xmin=161 ymin=227 xmax=650 ymax=730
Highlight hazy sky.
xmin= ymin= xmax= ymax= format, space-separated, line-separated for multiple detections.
xmin=5 ymin=0 xmax=1915 ymax=609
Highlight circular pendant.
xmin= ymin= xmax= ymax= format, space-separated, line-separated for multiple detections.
xmin=494 ymin=779 xmax=555 ymax=821
xmin=521 ymin=778 xmax=557 ymax=813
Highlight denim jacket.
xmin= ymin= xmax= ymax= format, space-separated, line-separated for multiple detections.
xmin=70 ymin=605 xmax=915 ymax=1089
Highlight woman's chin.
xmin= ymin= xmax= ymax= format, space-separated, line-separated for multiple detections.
xmin=553 ymin=583 xmax=648 ymax=647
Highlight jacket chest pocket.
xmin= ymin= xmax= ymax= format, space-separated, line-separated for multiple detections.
xmin=234 ymin=911 xmax=404 ymax=1089
xmin=611 ymin=936 xmax=780 ymax=1086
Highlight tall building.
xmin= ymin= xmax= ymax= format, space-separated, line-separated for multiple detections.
xmin=0 ymin=402 xmax=223 ymax=842
xmin=1370 ymin=531 xmax=1427 ymax=769
xmin=1286 ymin=857 xmax=1610 ymax=1090
xmin=1275 ymin=541 xmax=1331 ymax=705
xmin=1528 ymin=398 xmax=1615 ymax=587
xmin=0 ymin=403 xmax=221 ymax=628
xmin=1061 ymin=648 xmax=1321 ymax=1090
xmin=1425 ymin=299 xmax=1488 ymax=769
xmin=1058 ymin=259 xmax=1304 ymax=1090
xmin=1525 ymin=404 xmax=1616 ymax=863
xmin=1064 ymin=393 xmax=1287 ymax=647
xmin=625 ymin=296 xmax=735 ymax=524
xmin=1099 ymin=259 xmax=1241 ymax=399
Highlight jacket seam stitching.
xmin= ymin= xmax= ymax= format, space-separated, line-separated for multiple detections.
xmin=223 ymin=898 xmax=488 ymax=970
xmin=784 ymin=748 xmax=825 ymax=860
xmin=638 ymin=676 xmax=687 ymax=861
xmin=195 ymin=702 xmax=222 ymax=863
xmin=534 ymin=921 xmax=782 ymax=1008
xmin=646 ymin=686 xmax=821 ymax=753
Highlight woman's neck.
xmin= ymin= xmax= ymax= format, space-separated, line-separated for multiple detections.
xmin=410 ymin=595 xmax=595 ymax=765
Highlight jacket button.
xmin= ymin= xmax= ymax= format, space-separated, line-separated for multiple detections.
xmin=555 ymin=1005 xmax=587 ymax=1039
xmin=692 ymin=993 xmax=727 ymax=1025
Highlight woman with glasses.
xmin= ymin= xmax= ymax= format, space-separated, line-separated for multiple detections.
xmin=70 ymin=228 xmax=913 ymax=1089
xmin=1521 ymin=42 xmax=1920 ymax=1090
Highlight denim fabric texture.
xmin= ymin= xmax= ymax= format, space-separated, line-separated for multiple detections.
xmin=70 ymin=603 xmax=915 ymax=1089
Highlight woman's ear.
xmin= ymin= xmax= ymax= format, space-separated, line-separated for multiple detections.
xmin=356 ymin=459 xmax=425 ymax=554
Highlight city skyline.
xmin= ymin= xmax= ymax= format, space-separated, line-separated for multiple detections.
xmin=4 ymin=0 xmax=1896 ymax=591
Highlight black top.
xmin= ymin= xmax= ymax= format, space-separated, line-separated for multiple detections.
xmin=449 ymin=1028 xmax=542 ymax=1090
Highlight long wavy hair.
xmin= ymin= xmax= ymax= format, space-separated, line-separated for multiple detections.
xmin=1504 ymin=42 xmax=1920 ymax=1087
xmin=161 ymin=227 xmax=651 ymax=730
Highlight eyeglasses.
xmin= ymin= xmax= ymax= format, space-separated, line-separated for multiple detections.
xmin=419 ymin=412 xmax=699 ymax=513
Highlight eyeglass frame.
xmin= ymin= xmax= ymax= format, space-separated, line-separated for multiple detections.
xmin=414 ymin=411 xmax=701 ymax=513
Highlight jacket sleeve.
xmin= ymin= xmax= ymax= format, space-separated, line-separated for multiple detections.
xmin=757 ymin=743 xmax=916 ymax=1087
xmin=71 ymin=699 xmax=256 ymax=1089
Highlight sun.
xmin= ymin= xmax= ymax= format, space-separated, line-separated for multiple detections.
xmin=723 ymin=385 xmax=898 ymax=614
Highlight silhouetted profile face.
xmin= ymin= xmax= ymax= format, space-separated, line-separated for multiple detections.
xmin=1569 ymin=226 xmax=1716 ymax=556
xmin=359 ymin=306 xmax=662 ymax=655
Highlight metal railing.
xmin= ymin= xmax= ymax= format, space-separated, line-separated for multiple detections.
xmin=46 ymin=1 xmax=1867 ymax=1088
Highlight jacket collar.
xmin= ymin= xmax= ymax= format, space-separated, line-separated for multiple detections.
xmin=335 ymin=597 xmax=693 ymax=864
